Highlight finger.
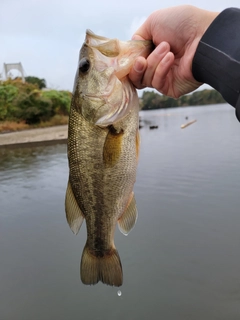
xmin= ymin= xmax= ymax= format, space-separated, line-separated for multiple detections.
xmin=131 ymin=34 xmax=145 ymax=41
xmin=141 ymin=42 xmax=170 ymax=87
xmin=132 ymin=16 xmax=153 ymax=41
xmin=151 ymin=52 xmax=175 ymax=93
xmin=129 ymin=56 xmax=147 ymax=89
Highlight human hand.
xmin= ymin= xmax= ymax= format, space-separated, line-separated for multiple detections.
xmin=129 ymin=5 xmax=219 ymax=98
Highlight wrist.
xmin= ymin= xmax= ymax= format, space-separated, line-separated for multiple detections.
xmin=192 ymin=8 xmax=240 ymax=113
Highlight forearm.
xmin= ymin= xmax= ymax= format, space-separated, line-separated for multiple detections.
xmin=192 ymin=8 xmax=240 ymax=121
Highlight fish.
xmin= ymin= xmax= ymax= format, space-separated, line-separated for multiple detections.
xmin=65 ymin=30 xmax=152 ymax=287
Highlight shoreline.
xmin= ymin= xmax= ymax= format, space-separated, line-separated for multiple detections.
xmin=0 ymin=125 xmax=68 ymax=149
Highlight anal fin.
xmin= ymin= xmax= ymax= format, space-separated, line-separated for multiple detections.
xmin=118 ymin=192 xmax=138 ymax=236
xmin=65 ymin=180 xmax=84 ymax=235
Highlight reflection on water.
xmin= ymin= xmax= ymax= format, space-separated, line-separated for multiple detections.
xmin=0 ymin=144 xmax=67 ymax=181
xmin=0 ymin=145 xmax=68 ymax=217
xmin=1 ymin=104 xmax=240 ymax=320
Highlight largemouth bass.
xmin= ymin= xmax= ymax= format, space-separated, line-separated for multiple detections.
xmin=65 ymin=30 xmax=151 ymax=286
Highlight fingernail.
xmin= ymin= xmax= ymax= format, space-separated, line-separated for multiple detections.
xmin=161 ymin=52 xmax=171 ymax=65
xmin=133 ymin=59 xmax=145 ymax=72
xmin=156 ymin=42 xmax=168 ymax=55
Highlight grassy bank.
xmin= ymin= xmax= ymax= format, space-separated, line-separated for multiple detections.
xmin=0 ymin=115 xmax=69 ymax=133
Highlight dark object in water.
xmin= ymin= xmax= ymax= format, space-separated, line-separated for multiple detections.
xmin=149 ymin=125 xmax=158 ymax=130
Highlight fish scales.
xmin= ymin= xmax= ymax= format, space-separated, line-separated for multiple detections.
xmin=65 ymin=30 xmax=152 ymax=286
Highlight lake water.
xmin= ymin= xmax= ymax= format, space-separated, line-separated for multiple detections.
xmin=1 ymin=104 xmax=240 ymax=320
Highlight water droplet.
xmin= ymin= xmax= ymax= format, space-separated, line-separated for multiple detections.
xmin=117 ymin=290 xmax=122 ymax=296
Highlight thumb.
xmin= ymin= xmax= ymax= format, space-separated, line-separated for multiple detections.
xmin=131 ymin=34 xmax=146 ymax=40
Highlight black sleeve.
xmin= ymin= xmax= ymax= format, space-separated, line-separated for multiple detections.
xmin=192 ymin=8 xmax=240 ymax=121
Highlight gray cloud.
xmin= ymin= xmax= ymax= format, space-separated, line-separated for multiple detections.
xmin=1 ymin=0 xmax=239 ymax=91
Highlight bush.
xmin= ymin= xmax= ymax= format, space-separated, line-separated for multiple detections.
xmin=41 ymin=90 xmax=71 ymax=115
xmin=3 ymin=78 xmax=38 ymax=93
xmin=0 ymin=85 xmax=19 ymax=120
xmin=0 ymin=79 xmax=71 ymax=125
xmin=14 ymin=90 xmax=53 ymax=124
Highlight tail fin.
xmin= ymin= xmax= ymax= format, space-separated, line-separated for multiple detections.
xmin=80 ymin=244 xmax=123 ymax=287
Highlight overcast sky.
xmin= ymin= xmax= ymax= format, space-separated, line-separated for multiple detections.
xmin=1 ymin=0 xmax=239 ymax=92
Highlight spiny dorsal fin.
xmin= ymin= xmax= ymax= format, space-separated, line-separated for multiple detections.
xmin=118 ymin=193 xmax=138 ymax=236
xmin=65 ymin=180 xmax=84 ymax=235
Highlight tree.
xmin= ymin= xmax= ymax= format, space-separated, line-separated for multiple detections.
xmin=41 ymin=90 xmax=71 ymax=115
xmin=14 ymin=90 xmax=52 ymax=124
xmin=25 ymin=76 xmax=46 ymax=89
xmin=141 ymin=89 xmax=225 ymax=110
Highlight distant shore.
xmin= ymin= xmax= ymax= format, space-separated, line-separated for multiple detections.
xmin=0 ymin=125 xmax=68 ymax=148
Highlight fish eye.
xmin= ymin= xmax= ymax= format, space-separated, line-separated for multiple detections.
xmin=79 ymin=58 xmax=90 ymax=74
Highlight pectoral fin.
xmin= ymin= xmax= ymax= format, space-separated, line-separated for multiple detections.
xmin=65 ymin=180 xmax=84 ymax=235
xmin=103 ymin=126 xmax=124 ymax=168
xmin=118 ymin=193 xmax=138 ymax=236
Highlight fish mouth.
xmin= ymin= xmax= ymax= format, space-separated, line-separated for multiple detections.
xmin=81 ymin=30 xmax=152 ymax=126
xmin=86 ymin=29 xmax=111 ymax=43
xmin=85 ymin=30 xmax=153 ymax=79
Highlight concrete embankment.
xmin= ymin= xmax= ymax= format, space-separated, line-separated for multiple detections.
xmin=0 ymin=125 xmax=68 ymax=148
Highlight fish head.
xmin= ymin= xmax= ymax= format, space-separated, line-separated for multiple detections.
xmin=72 ymin=30 xmax=152 ymax=126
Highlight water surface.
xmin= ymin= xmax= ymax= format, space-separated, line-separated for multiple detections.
xmin=1 ymin=104 xmax=240 ymax=320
